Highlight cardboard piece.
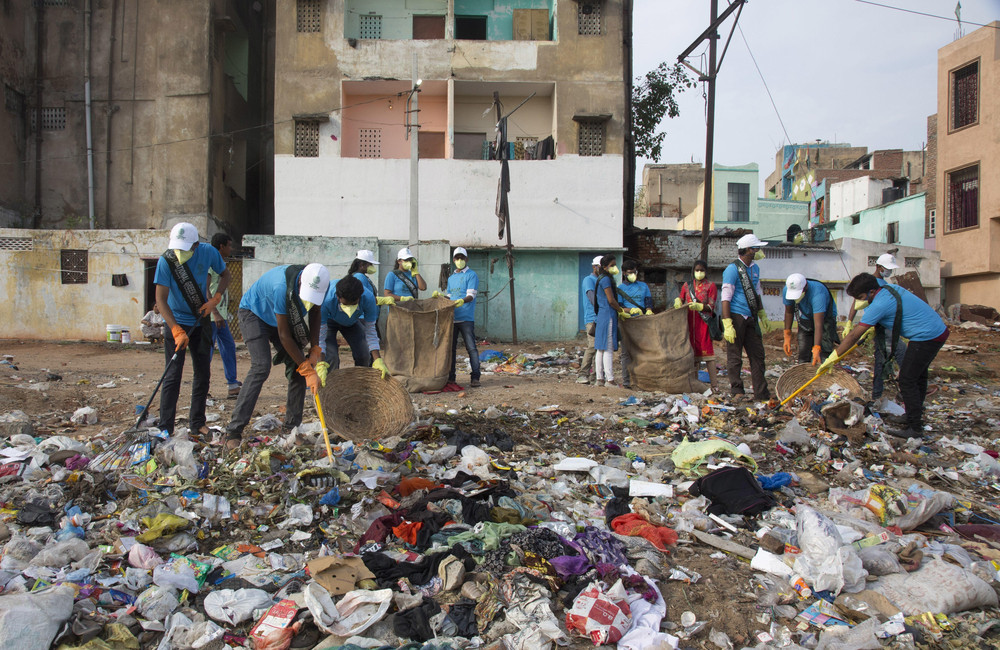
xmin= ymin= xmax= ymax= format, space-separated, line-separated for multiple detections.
xmin=306 ymin=556 xmax=375 ymax=596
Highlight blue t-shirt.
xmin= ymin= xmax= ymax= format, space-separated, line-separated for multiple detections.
xmin=782 ymin=279 xmax=837 ymax=321
xmin=322 ymin=287 xmax=378 ymax=327
xmin=618 ymin=280 xmax=652 ymax=310
xmin=861 ymin=286 xmax=946 ymax=342
xmin=447 ymin=268 xmax=479 ymax=322
xmin=153 ymin=243 xmax=226 ymax=327
xmin=384 ymin=270 xmax=418 ymax=298
xmin=353 ymin=271 xmax=379 ymax=297
xmin=876 ymin=277 xmax=888 ymax=287
xmin=722 ymin=261 xmax=760 ymax=318
xmin=240 ymin=265 xmax=305 ymax=328
xmin=582 ymin=273 xmax=598 ymax=324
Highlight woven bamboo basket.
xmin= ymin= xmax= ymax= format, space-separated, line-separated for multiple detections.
xmin=775 ymin=364 xmax=866 ymax=402
xmin=316 ymin=367 xmax=414 ymax=441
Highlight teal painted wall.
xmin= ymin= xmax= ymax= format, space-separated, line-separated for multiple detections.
xmin=455 ymin=0 xmax=554 ymax=40
xmin=711 ymin=163 xmax=759 ymax=229
xmin=756 ymin=198 xmax=810 ymax=241
xmin=829 ymin=193 xmax=925 ymax=249
xmin=345 ymin=0 xmax=447 ymax=40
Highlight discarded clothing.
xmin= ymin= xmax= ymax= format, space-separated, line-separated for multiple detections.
xmin=609 ymin=514 xmax=678 ymax=552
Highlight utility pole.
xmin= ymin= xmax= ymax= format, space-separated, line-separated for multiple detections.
xmin=407 ymin=53 xmax=420 ymax=256
xmin=677 ymin=0 xmax=746 ymax=261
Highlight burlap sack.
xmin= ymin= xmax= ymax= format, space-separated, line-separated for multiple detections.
xmin=383 ymin=297 xmax=455 ymax=393
xmin=619 ymin=308 xmax=707 ymax=393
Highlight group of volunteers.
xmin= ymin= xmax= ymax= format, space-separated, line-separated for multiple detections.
xmin=152 ymin=222 xmax=481 ymax=449
xmin=578 ymin=233 xmax=948 ymax=440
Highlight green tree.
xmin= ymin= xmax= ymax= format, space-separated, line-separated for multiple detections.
xmin=632 ymin=62 xmax=695 ymax=162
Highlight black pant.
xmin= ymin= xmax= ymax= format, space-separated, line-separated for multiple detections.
xmin=324 ymin=320 xmax=370 ymax=369
xmin=726 ymin=313 xmax=770 ymax=399
xmin=449 ymin=321 xmax=481 ymax=382
xmin=158 ymin=320 xmax=212 ymax=434
xmin=797 ymin=316 xmax=841 ymax=363
xmin=898 ymin=336 xmax=946 ymax=430
xmin=227 ymin=309 xmax=306 ymax=437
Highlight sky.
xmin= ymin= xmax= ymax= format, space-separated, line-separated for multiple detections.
xmin=633 ymin=0 xmax=1000 ymax=192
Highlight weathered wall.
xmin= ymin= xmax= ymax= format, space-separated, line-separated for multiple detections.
xmin=829 ymin=177 xmax=894 ymax=221
xmin=828 ymin=193 xmax=926 ymax=249
xmin=640 ymin=163 xmax=703 ymax=218
xmin=756 ymin=199 xmax=810 ymax=241
xmin=0 ymin=1 xmax=32 ymax=223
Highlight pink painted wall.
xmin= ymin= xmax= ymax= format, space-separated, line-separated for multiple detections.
xmin=342 ymin=94 xmax=448 ymax=159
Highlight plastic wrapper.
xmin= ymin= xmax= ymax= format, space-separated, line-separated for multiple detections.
xmin=792 ymin=505 xmax=866 ymax=595
xmin=129 ymin=543 xmax=165 ymax=569
xmin=204 ymin=588 xmax=273 ymax=625
xmin=158 ymin=612 xmax=225 ymax=650
xmin=0 ymin=585 xmax=75 ymax=649
xmin=306 ymin=585 xmax=393 ymax=637
xmin=135 ymin=585 xmax=180 ymax=620
xmin=153 ymin=557 xmax=201 ymax=593
xmin=565 ymin=580 xmax=632 ymax=645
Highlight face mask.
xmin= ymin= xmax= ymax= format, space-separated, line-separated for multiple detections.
xmin=754 ymin=250 xmax=766 ymax=261
xmin=881 ymin=268 xmax=893 ymax=278
xmin=366 ymin=265 xmax=377 ymax=275
xmin=607 ymin=266 xmax=619 ymax=276
xmin=794 ymin=295 xmax=804 ymax=304
xmin=455 ymin=259 xmax=467 ymax=270
xmin=302 ymin=300 xmax=315 ymax=312
xmin=174 ymin=249 xmax=194 ymax=265
xmin=402 ymin=261 xmax=413 ymax=271
xmin=340 ymin=303 xmax=358 ymax=318
xmin=694 ymin=271 xmax=706 ymax=281
xmin=626 ymin=273 xmax=637 ymax=283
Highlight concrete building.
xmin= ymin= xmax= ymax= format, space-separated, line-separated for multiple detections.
xmin=763 ymin=142 xmax=868 ymax=201
xmin=270 ymin=0 xmax=630 ymax=340
xmin=0 ymin=1 xmax=272 ymax=236
xmin=935 ymin=22 xmax=1000 ymax=309
xmin=822 ymin=193 xmax=927 ymax=250
xmin=639 ymin=162 xmax=703 ymax=221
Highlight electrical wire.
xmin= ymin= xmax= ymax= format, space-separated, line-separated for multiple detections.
xmin=737 ymin=24 xmax=791 ymax=146
xmin=854 ymin=0 xmax=998 ymax=28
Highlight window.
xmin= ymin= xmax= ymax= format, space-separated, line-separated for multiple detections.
xmin=294 ymin=120 xmax=319 ymax=157
xmin=455 ymin=15 xmax=487 ymax=40
xmin=726 ymin=182 xmax=749 ymax=222
xmin=513 ymin=8 xmax=550 ymax=40
xmin=867 ymin=256 xmax=880 ymax=266
xmin=296 ymin=0 xmax=321 ymax=33
xmin=34 ymin=107 xmax=66 ymax=130
xmin=904 ymin=257 xmax=922 ymax=268
xmin=578 ymin=2 xmax=602 ymax=35
xmin=60 ymin=249 xmax=88 ymax=284
xmin=359 ymin=14 xmax=382 ymax=39
xmin=358 ymin=128 xmax=382 ymax=158
xmin=412 ymin=15 xmax=445 ymax=39
xmin=951 ymin=60 xmax=978 ymax=130
xmin=928 ymin=208 xmax=936 ymax=237
xmin=577 ymin=121 xmax=604 ymax=156
xmin=455 ymin=133 xmax=488 ymax=160
xmin=515 ymin=137 xmax=538 ymax=160
xmin=851 ymin=215 xmax=861 ymax=225
xmin=0 ymin=236 xmax=32 ymax=251
xmin=886 ymin=221 xmax=898 ymax=244
xmin=947 ymin=164 xmax=979 ymax=231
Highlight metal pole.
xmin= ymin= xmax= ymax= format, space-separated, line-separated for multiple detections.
xmin=699 ymin=0 xmax=718 ymax=261
xmin=408 ymin=53 xmax=419 ymax=255
xmin=494 ymin=92 xmax=518 ymax=344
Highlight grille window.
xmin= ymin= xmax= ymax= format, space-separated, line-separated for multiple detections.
xmin=951 ymin=61 xmax=978 ymax=130
xmin=296 ymin=0 xmax=321 ymax=33
xmin=358 ymin=128 xmax=382 ymax=158
xmin=0 ymin=236 xmax=32 ymax=251
xmin=359 ymin=14 xmax=382 ymax=39
xmin=947 ymin=164 xmax=978 ymax=231
xmin=928 ymin=209 xmax=936 ymax=237
xmin=35 ymin=107 xmax=66 ymax=130
xmin=727 ymin=182 xmax=750 ymax=222
xmin=61 ymin=249 xmax=88 ymax=284
xmin=904 ymin=257 xmax=921 ymax=268
xmin=578 ymin=121 xmax=604 ymax=157
xmin=294 ymin=120 xmax=320 ymax=157
xmin=40 ymin=0 xmax=69 ymax=5
xmin=578 ymin=2 xmax=602 ymax=35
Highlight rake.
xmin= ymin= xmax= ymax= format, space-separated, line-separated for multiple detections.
xmin=89 ymin=323 xmax=198 ymax=473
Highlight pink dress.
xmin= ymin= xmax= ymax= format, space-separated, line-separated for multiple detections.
xmin=680 ymin=281 xmax=717 ymax=358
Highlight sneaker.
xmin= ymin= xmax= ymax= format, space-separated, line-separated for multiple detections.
xmin=228 ymin=384 xmax=242 ymax=397
xmin=470 ymin=379 xmax=481 ymax=388
xmin=575 ymin=376 xmax=591 ymax=384
xmin=887 ymin=426 xmax=923 ymax=440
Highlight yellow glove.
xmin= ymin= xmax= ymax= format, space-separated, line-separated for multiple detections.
xmin=645 ymin=309 xmax=653 ymax=316
xmin=816 ymin=349 xmax=840 ymax=375
xmin=454 ymin=299 xmax=465 ymax=307
xmin=410 ymin=261 xmax=419 ymax=275
xmin=618 ymin=310 xmax=631 ymax=320
xmin=170 ymin=325 xmax=189 ymax=351
xmin=673 ymin=297 xmax=683 ymax=309
xmin=629 ymin=307 xmax=642 ymax=315
xmin=757 ymin=309 xmax=774 ymax=334
xmin=841 ymin=321 xmax=853 ymax=340
xmin=859 ymin=326 xmax=876 ymax=344
xmin=315 ymin=361 xmax=330 ymax=387
xmin=399 ymin=296 xmax=414 ymax=302
xmin=376 ymin=296 xmax=395 ymax=306
xmin=199 ymin=294 xmax=222 ymax=318
xmin=722 ymin=318 xmax=736 ymax=344
xmin=811 ymin=345 xmax=822 ymax=366
xmin=372 ymin=357 xmax=389 ymax=379
xmin=853 ymin=298 xmax=869 ymax=310
xmin=688 ymin=302 xmax=704 ymax=312
xmin=783 ymin=329 xmax=793 ymax=356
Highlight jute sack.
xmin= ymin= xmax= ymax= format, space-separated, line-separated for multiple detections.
xmin=383 ymin=297 xmax=455 ymax=393
xmin=619 ymin=308 xmax=707 ymax=393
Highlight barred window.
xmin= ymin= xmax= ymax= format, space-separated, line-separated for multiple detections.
xmin=727 ymin=183 xmax=749 ymax=222
xmin=947 ymin=164 xmax=978 ymax=231
xmin=294 ymin=120 xmax=319 ymax=157
xmin=577 ymin=2 xmax=601 ymax=35
xmin=0 ymin=236 xmax=32 ymax=251
xmin=928 ymin=209 xmax=936 ymax=237
xmin=578 ymin=121 xmax=604 ymax=156
xmin=358 ymin=128 xmax=382 ymax=158
xmin=296 ymin=0 xmax=321 ymax=33
xmin=61 ymin=249 xmax=88 ymax=284
xmin=951 ymin=61 xmax=978 ymax=130
xmin=32 ymin=107 xmax=66 ymax=130
xmin=359 ymin=14 xmax=382 ymax=39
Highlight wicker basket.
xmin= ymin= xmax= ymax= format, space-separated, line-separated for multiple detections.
xmin=316 ymin=367 xmax=414 ymax=442
xmin=775 ymin=364 xmax=867 ymax=403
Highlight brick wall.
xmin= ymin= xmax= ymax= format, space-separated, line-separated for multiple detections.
xmin=926 ymin=114 xmax=938 ymax=239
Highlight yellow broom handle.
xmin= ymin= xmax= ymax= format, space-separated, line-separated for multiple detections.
xmin=778 ymin=340 xmax=862 ymax=408
xmin=313 ymin=392 xmax=336 ymax=465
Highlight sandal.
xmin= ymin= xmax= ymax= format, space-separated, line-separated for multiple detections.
xmin=224 ymin=435 xmax=242 ymax=451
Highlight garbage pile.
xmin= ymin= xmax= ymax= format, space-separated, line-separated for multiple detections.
xmin=4 ymin=358 xmax=1000 ymax=649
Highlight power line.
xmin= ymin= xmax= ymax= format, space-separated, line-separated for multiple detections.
xmin=736 ymin=24 xmax=791 ymax=146
xmin=854 ymin=0 xmax=998 ymax=28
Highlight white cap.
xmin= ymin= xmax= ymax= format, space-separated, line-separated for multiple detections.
xmin=356 ymin=250 xmax=379 ymax=265
xmin=397 ymin=247 xmax=415 ymax=260
xmin=592 ymin=255 xmax=604 ymax=266
xmin=453 ymin=247 xmax=468 ymax=258
xmin=168 ymin=222 xmax=199 ymax=251
xmin=784 ymin=273 xmax=807 ymax=301
xmin=736 ymin=233 xmax=768 ymax=250
xmin=299 ymin=263 xmax=330 ymax=306
xmin=875 ymin=253 xmax=899 ymax=270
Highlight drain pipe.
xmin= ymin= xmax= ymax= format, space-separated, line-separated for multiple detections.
xmin=84 ymin=0 xmax=96 ymax=229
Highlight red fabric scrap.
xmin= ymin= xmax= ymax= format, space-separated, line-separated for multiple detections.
xmin=610 ymin=513 xmax=678 ymax=552
xmin=392 ymin=520 xmax=423 ymax=545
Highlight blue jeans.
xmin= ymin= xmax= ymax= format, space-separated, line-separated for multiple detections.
xmin=449 ymin=321 xmax=480 ymax=382
xmin=873 ymin=331 xmax=908 ymax=400
xmin=210 ymin=320 xmax=239 ymax=386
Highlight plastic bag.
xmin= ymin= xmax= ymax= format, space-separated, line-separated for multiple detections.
xmin=158 ymin=612 xmax=225 ymax=650
xmin=123 ymin=567 xmax=153 ymax=591
xmin=136 ymin=513 xmax=190 ymax=543
xmin=814 ymin=616 xmax=880 ymax=650
xmin=28 ymin=537 xmax=89 ymax=568
xmin=792 ymin=505 xmax=867 ymax=595
xmin=278 ymin=504 xmax=313 ymax=529
xmin=204 ymin=588 xmax=273 ymax=625
xmin=565 ymin=580 xmax=632 ymax=645
xmin=778 ymin=418 xmax=811 ymax=447
xmin=670 ymin=437 xmax=756 ymax=475
xmin=1 ymin=535 xmax=42 ymax=570
xmin=129 ymin=543 xmax=165 ymax=569
xmin=459 ymin=445 xmax=492 ymax=478
xmin=857 ymin=547 xmax=902 ymax=576
xmin=308 ymin=586 xmax=393 ymax=637
xmin=153 ymin=558 xmax=201 ymax=593
xmin=0 ymin=585 xmax=75 ymax=649
xmin=872 ymin=558 xmax=999 ymax=615
xmin=135 ymin=585 xmax=180 ymax=620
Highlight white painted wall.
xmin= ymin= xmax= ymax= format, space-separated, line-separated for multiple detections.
xmin=274 ymin=155 xmax=624 ymax=248
xmin=829 ymin=177 xmax=893 ymax=221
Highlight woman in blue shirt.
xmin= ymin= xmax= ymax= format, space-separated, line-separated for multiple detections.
xmin=594 ymin=255 xmax=629 ymax=387
xmin=616 ymin=260 xmax=653 ymax=388
xmin=383 ymin=247 xmax=426 ymax=301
